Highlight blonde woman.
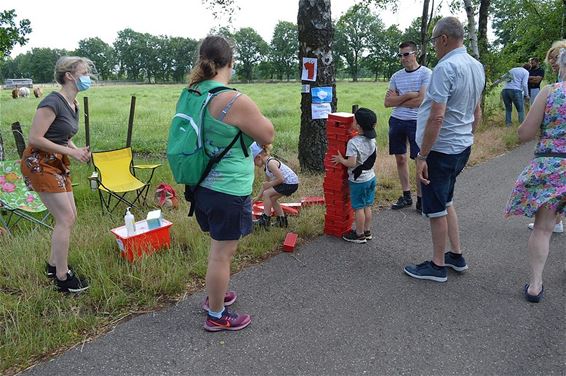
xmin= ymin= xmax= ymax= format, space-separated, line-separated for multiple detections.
xmin=505 ymin=47 xmax=566 ymax=303
xmin=21 ymin=56 xmax=93 ymax=293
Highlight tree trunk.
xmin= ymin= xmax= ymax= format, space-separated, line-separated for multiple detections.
xmin=463 ymin=0 xmax=479 ymax=59
xmin=477 ymin=0 xmax=490 ymax=61
xmin=419 ymin=0 xmax=431 ymax=65
xmin=298 ymin=0 xmax=336 ymax=172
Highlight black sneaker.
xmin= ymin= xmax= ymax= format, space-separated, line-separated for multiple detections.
xmin=416 ymin=198 xmax=422 ymax=214
xmin=45 ymin=262 xmax=73 ymax=279
xmin=253 ymin=214 xmax=271 ymax=230
xmin=54 ymin=270 xmax=89 ymax=293
xmin=391 ymin=196 xmax=412 ymax=210
xmin=364 ymin=230 xmax=372 ymax=240
xmin=275 ymin=215 xmax=288 ymax=228
xmin=342 ymin=230 xmax=367 ymax=244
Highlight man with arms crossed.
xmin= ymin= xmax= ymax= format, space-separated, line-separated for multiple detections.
xmin=527 ymin=57 xmax=545 ymax=105
xmin=384 ymin=41 xmax=432 ymax=213
xmin=404 ymin=17 xmax=485 ymax=282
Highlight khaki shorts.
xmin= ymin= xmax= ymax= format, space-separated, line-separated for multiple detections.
xmin=20 ymin=146 xmax=72 ymax=193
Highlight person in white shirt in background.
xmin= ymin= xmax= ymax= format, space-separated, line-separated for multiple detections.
xmin=501 ymin=64 xmax=530 ymax=127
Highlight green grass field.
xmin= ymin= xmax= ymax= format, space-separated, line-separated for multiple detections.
xmin=0 ymin=81 xmax=513 ymax=374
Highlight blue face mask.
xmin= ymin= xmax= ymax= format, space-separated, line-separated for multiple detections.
xmin=75 ymin=75 xmax=91 ymax=91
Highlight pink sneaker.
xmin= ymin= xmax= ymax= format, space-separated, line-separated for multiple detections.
xmin=201 ymin=290 xmax=237 ymax=311
xmin=204 ymin=308 xmax=251 ymax=332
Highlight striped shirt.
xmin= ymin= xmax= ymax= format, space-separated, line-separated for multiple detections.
xmin=388 ymin=65 xmax=432 ymax=121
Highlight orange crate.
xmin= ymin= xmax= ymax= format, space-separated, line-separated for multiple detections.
xmin=111 ymin=219 xmax=173 ymax=262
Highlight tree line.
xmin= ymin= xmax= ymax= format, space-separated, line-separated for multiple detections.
xmin=1 ymin=0 xmax=564 ymax=86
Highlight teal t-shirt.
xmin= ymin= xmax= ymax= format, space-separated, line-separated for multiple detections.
xmin=197 ymin=80 xmax=254 ymax=196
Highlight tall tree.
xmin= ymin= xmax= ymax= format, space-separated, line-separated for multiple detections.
xmin=0 ymin=9 xmax=31 ymax=60
xmin=298 ymin=0 xmax=335 ymax=171
xmin=365 ymin=20 xmax=398 ymax=81
xmin=463 ymin=0 xmax=480 ymax=58
xmin=334 ymin=4 xmax=377 ymax=82
xmin=270 ymin=21 xmax=298 ymax=80
xmin=233 ymin=27 xmax=268 ymax=81
xmin=418 ymin=0 xmax=433 ymax=65
xmin=477 ymin=0 xmax=491 ymax=60
xmin=75 ymin=37 xmax=116 ymax=80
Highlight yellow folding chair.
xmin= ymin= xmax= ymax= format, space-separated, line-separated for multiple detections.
xmin=0 ymin=160 xmax=52 ymax=234
xmin=91 ymin=147 xmax=160 ymax=213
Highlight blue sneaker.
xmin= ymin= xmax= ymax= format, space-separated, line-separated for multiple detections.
xmin=444 ymin=252 xmax=468 ymax=272
xmin=404 ymin=261 xmax=447 ymax=282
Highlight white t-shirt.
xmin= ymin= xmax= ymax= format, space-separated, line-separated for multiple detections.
xmin=345 ymin=135 xmax=377 ymax=183
xmin=389 ymin=65 xmax=432 ymax=121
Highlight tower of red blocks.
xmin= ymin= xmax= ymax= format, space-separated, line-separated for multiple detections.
xmin=323 ymin=112 xmax=356 ymax=237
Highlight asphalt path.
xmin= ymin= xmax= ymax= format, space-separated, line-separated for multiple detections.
xmin=23 ymin=141 xmax=564 ymax=376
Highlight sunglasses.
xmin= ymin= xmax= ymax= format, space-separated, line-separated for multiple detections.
xmin=397 ymin=51 xmax=416 ymax=58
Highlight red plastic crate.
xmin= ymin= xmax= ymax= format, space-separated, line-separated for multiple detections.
xmin=111 ymin=219 xmax=173 ymax=262
xmin=283 ymin=232 xmax=298 ymax=252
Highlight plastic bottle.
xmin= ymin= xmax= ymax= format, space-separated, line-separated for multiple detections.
xmin=124 ymin=207 xmax=136 ymax=236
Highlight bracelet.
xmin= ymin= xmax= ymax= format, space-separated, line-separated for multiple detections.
xmin=416 ymin=152 xmax=428 ymax=161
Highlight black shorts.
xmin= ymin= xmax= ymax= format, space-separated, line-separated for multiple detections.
xmin=194 ymin=186 xmax=252 ymax=241
xmin=273 ymin=183 xmax=298 ymax=196
xmin=388 ymin=117 xmax=420 ymax=159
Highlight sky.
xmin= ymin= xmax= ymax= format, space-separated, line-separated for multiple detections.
xmin=6 ymin=0 xmax=459 ymax=57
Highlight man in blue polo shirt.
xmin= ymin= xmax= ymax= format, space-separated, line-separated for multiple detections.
xmin=404 ymin=16 xmax=485 ymax=282
xmin=384 ymin=41 xmax=432 ymax=213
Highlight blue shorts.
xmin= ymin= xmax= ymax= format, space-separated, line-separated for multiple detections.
xmin=194 ymin=186 xmax=252 ymax=241
xmin=388 ymin=117 xmax=420 ymax=159
xmin=421 ymin=147 xmax=471 ymax=218
xmin=349 ymin=177 xmax=376 ymax=210
xmin=274 ymin=183 xmax=298 ymax=196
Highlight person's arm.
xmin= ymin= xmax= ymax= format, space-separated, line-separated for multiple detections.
xmin=220 ymin=93 xmax=275 ymax=146
xmin=400 ymin=84 xmax=427 ymax=108
xmin=331 ymin=146 xmax=357 ymax=168
xmin=522 ymin=72 xmax=529 ymax=98
xmin=416 ymin=101 xmax=446 ymax=185
xmin=384 ymin=90 xmax=419 ymax=108
xmin=472 ymin=103 xmax=482 ymax=134
xmin=28 ymin=107 xmax=90 ymax=162
xmin=518 ymin=85 xmax=550 ymax=142
xmin=528 ymin=75 xmax=543 ymax=85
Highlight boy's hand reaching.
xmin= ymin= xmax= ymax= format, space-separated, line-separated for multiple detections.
xmin=331 ymin=151 xmax=344 ymax=166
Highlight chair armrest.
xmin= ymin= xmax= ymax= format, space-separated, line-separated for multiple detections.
xmin=134 ymin=164 xmax=161 ymax=170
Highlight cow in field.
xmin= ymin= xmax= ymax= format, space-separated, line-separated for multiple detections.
xmin=18 ymin=87 xmax=30 ymax=98
xmin=33 ymin=87 xmax=43 ymax=98
xmin=11 ymin=88 xmax=18 ymax=99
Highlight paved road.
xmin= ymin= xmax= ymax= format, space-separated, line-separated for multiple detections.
xmin=24 ymin=142 xmax=564 ymax=376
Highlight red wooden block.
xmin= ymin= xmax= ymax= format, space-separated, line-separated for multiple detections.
xmin=301 ymin=196 xmax=325 ymax=206
xmin=283 ymin=232 xmax=298 ymax=252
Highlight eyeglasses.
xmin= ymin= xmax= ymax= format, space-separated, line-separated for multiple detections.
xmin=429 ymin=35 xmax=444 ymax=45
xmin=397 ymin=51 xmax=416 ymax=58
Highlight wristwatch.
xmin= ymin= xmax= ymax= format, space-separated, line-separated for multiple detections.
xmin=416 ymin=152 xmax=428 ymax=161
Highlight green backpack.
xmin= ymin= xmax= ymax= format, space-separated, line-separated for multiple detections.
xmin=167 ymin=85 xmax=248 ymax=215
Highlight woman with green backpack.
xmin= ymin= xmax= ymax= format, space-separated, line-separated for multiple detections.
xmin=173 ymin=35 xmax=274 ymax=331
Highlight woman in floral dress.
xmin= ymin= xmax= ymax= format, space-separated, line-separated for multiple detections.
xmin=504 ymin=47 xmax=566 ymax=303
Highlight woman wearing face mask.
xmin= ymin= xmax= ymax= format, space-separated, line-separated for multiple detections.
xmin=21 ymin=56 xmax=94 ymax=293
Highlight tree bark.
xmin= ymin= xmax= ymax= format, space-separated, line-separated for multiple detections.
xmin=477 ymin=0 xmax=490 ymax=61
xmin=463 ymin=0 xmax=479 ymax=59
xmin=298 ymin=0 xmax=336 ymax=172
xmin=419 ymin=0 xmax=431 ymax=65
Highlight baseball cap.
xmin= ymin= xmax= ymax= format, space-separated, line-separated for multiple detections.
xmin=354 ymin=107 xmax=377 ymax=139
xmin=251 ymin=142 xmax=263 ymax=158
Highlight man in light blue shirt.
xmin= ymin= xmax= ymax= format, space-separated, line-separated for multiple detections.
xmin=502 ymin=65 xmax=530 ymax=126
xmin=404 ymin=17 xmax=485 ymax=283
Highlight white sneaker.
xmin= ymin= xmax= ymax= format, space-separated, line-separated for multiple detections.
xmin=527 ymin=221 xmax=564 ymax=233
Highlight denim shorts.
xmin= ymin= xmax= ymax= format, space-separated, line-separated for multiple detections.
xmin=193 ymin=186 xmax=252 ymax=241
xmin=274 ymin=183 xmax=298 ymax=196
xmin=349 ymin=177 xmax=376 ymax=210
xmin=421 ymin=147 xmax=471 ymax=218
xmin=388 ymin=117 xmax=420 ymax=159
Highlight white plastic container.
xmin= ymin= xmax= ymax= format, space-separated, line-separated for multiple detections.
xmin=124 ymin=207 xmax=136 ymax=236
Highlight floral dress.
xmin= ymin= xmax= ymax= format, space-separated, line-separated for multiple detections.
xmin=505 ymin=82 xmax=566 ymax=217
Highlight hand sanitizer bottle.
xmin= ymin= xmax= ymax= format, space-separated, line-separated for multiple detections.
xmin=124 ymin=207 xmax=136 ymax=236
